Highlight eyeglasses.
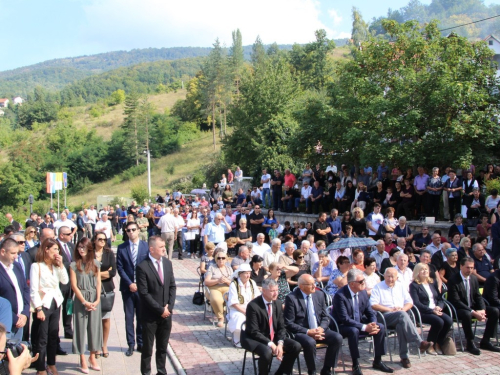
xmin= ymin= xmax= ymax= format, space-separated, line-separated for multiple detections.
xmin=297 ymin=256 xmax=304 ymax=259
xmin=17 ymin=241 xmax=26 ymax=245
xmin=217 ymin=257 xmax=226 ymax=260
xmin=97 ymin=238 xmax=106 ymax=242
xmin=126 ymin=228 xmax=137 ymax=233
xmin=61 ymin=233 xmax=72 ymax=236
xmin=352 ymin=279 xmax=366 ymax=285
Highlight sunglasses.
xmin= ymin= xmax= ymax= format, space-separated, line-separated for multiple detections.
xmin=97 ymin=238 xmax=106 ymax=242
xmin=297 ymin=256 xmax=304 ymax=259
xmin=61 ymin=233 xmax=72 ymax=236
xmin=217 ymin=257 xmax=226 ymax=260
xmin=17 ymin=241 xmax=26 ymax=245
xmin=27 ymin=231 xmax=36 ymax=234
xmin=126 ymin=228 xmax=137 ymax=232
xmin=352 ymin=279 xmax=366 ymax=285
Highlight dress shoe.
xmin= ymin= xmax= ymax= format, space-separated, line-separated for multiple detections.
xmin=372 ymin=361 xmax=394 ymax=373
xmin=480 ymin=341 xmax=500 ymax=352
xmin=56 ymin=346 xmax=68 ymax=355
xmin=466 ymin=342 xmax=481 ymax=356
xmin=125 ymin=346 xmax=134 ymax=356
xmin=352 ymin=365 xmax=363 ymax=375
xmin=320 ymin=369 xmax=333 ymax=375
xmin=401 ymin=358 xmax=411 ymax=369
xmin=136 ymin=345 xmax=143 ymax=353
xmin=418 ymin=340 xmax=433 ymax=353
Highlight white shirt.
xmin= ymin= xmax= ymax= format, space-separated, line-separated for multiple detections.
xmin=367 ymin=212 xmax=384 ymax=236
xmin=1 ymin=262 xmax=23 ymax=314
xmin=252 ymin=242 xmax=271 ymax=257
xmin=95 ymin=219 xmax=112 ymax=239
xmin=395 ymin=266 xmax=413 ymax=291
xmin=158 ymin=213 xmax=177 ymax=233
xmin=149 ymin=253 xmax=164 ymax=281
xmin=422 ymin=283 xmax=436 ymax=309
xmin=261 ymin=174 xmax=271 ymax=189
xmin=370 ymin=280 xmax=413 ymax=309
xmin=30 ymin=262 xmax=69 ymax=309
xmin=325 ymin=165 xmax=338 ymax=174
xmin=87 ymin=209 xmax=97 ymax=224
xmin=53 ymin=219 xmax=76 ymax=234
xmin=263 ymin=249 xmax=282 ymax=268
xmin=301 ymin=186 xmax=312 ymax=199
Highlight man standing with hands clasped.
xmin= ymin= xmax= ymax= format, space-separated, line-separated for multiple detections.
xmin=284 ymin=274 xmax=342 ymax=375
xmin=136 ymin=236 xmax=176 ymax=375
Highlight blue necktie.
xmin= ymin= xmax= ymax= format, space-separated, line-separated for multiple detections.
xmin=353 ymin=294 xmax=361 ymax=322
xmin=307 ymin=295 xmax=318 ymax=329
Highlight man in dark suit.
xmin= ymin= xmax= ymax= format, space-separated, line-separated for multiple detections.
xmin=447 ymin=256 xmax=500 ymax=355
xmin=12 ymin=233 xmax=32 ymax=342
xmin=136 ymin=236 xmax=176 ymax=375
xmin=117 ymin=221 xmax=149 ymax=356
xmin=492 ymin=220 xmax=500 ymax=260
xmin=5 ymin=213 xmax=21 ymax=232
xmin=332 ymin=269 xmax=393 ymax=375
xmin=242 ymin=278 xmax=301 ymax=375
xmin=0 ymin=238 xmax=30 ymax=341
xmin=284 ymin=274 xmax=341 ymax=375
xmin=483 ymin=268 xmax=500 ymax=307
xmin=57 ymin=226 xmax=75 ymax=340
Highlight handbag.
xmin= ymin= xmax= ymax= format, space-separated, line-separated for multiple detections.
xmin=192 ymin=291 xmax=204 ymax=305
xmin=66 ymin=298 xmax=74 ymax=315
xmin=101 ymin=289 xmax=116 ymax=314
xmin=377 ymin=222 xmax=387 ymax=237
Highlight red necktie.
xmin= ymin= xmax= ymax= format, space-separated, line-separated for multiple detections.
xmin=267 ymin=303 xmax=274 ymax=342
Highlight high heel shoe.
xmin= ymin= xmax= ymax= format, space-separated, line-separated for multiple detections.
xmin=88 ymin=358 xmax=101 ymax=371
xmin=79 ymin=359 xmax=89 ymax=374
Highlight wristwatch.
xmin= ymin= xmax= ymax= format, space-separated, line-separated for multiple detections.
xmin=36 ymin=307 xmax=43 ymax=312
xmin=278 ymin=340 xmax=284 ymax=346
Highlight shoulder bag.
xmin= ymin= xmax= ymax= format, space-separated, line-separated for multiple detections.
xmin=101 ymin=288 xmax=116 ymax=314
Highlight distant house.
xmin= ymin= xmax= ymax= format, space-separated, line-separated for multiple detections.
xmin=484 ymin=35 xmax=500 ymax=77
xmin=0 ymin=98 xmax=8 ymax=108
xmin=0 ymin=109 xmax=4 ymax=116
xmin=13 ymin=96 xmax=23 ymax=105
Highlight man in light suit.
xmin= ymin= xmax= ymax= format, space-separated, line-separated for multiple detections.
xmin=284 ymin=274 xmax=342 ymax=375
xmin=136 ymin=236 xmax=176 ymax=375
xmin=332 ymin=269 xmax=393 ymax=375
xmin=0 ymin=238 xmax=30 ymax=341
xmin=57 ymin=226 xmax=75 ymax=341
xmin=117 ymin=221 xmax=149 ymax=356
xmin=242 ymin=278 xmax=301 ymax=375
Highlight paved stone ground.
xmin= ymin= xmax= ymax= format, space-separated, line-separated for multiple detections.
xmin=21 ymin=252 xmax=500 ymax=375
xmin=169 ymin=256 xmax=500 ymax=375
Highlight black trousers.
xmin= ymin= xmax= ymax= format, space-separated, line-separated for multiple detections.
xmin=141 ymin=316 xmax=172 ymax=375
xmin=414 ymin=192 xmax=427 ymax=216
xmin=189 ymin=235 xmax=200 ymax=255
xmin=339 ymin=323 xmax=386 ymax=360
xmin=293 ymin=329 xmax=342 ymax=373
xmin=122 ymin=289 xmax=143 ymax=347
xmin=420 ymin=312 xmax=453 ymax=346
xmin=456 ymin=306 xmax=499 ymax=342
xmin=31 ymin=301 xmax=60 ymax=371
xmin=428 ymin=194 xmax=441 ymax=219
xmin=241 ymin=332 xmax=301 ymax=375
xmin=448 ymin=197 xmax=461 ymax=220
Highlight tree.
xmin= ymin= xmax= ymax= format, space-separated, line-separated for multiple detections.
xmin=251 ymin=36 xmax=266 ymax=67
xmin=295 ymin=20 xmax=500 ymax=170
xmin=109 ymin=89 xmax=126 ymax=105
xmin=351 ymin=7 xmax=369 ymax=48
xmin=229 ymin=29 xmax=244 ymax=96
xmin=122 ymin=92 xmax=144 ymax=165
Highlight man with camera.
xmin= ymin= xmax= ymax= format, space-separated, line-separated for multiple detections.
xmin=0 ymin=322 xmax=39 ymax=375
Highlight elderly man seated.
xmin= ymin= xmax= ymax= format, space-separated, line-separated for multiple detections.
xmin=253 ymin=233 xmax=271 ymax=257
xmin=370 ymin=240 xmax=389 ymax=271
xmin=231 ymin=245 xmax=251 ymax=271
xmin=370 ymin=268 xmax=433 ymax=368
xmin=263 ymin=239 xmax=283 ymax=272
xmin=471 ymin=243 xmax=494 ymax=285
xmin=332 ymin=269 xmax=393 ymax=375
xmin=284 ymin=275 xmax=341 ymax=375
xmin=395 ymin=253 xmax=412 ymax=291
xmin=227 ymin=264 xmax=261 ymax=347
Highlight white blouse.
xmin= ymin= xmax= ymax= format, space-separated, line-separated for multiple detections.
xmin=30 ymin=262 xmax=69 ymax=309
xmin=422 ymin=283 xmax=436 ymax=309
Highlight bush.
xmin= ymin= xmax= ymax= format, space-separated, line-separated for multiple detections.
xmin=485 ymin=178 xmax=500 ymax=195
xmin=165 ymin=165 xmax=175 ymax=175
xmin=130 ymin=184 xmax=150 ymax=204
xmin=120 ymin=164 xmax=147 ymax=182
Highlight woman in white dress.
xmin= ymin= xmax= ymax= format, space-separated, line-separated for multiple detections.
xmin=227 ymin=263 xmax=260 ymax=347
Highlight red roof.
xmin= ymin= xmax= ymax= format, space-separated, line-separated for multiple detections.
xmin=0 ymin=98 xmax=8 ymax=103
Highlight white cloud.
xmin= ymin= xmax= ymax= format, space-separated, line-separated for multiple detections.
xmin=328 ymin=9 xmax=342 ymax=26
xmin=80 ymin=0 xmax=333 ymax=50
xmin=332 ymin=31 xmax=351 ymax=39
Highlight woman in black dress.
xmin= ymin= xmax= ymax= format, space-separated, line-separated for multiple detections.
xmin=350 ymin=207 xmax=367 ymax=237
xmin=438 ymin=248 xmax=459 ymax=286
xmin=235 ymin=218 xmax=252 ymax=254
xmin=249 ymin=255 xmax=267 ymax=288
xmin=210 ymin=183 xmax=221 ymax=205
xmin=287 ymin=250 xmax=311 ymax=289
xmin=380 ymin=248 xmax=401 ymax=275
xmin=93 ymin=233 xmax=116 ymax=358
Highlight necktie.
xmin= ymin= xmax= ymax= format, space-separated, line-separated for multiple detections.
xmin=131 ymin=243 xmax=137 ymax=266
xmin=157 ymin=260 xmax=164 ymax=284
xmin=267 ymin=303 xmax=274 ymax=341
xmin=465 ymin=278 xmax=471 ymax=308
xmin=64 ymin=244 xmax=72 ymax=261
xmin=307 ymin=295 xmax=318 ymax=329
xmin=16 ymin=256 xmax=25 ymax=275
xmin=353 ymin=294 xmax=361 ymax=322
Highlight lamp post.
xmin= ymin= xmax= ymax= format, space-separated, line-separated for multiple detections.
xmin=28 ymin=194 xmax=34 ymax=214
xmin=147 ymin=149 xmax=151 ymax=198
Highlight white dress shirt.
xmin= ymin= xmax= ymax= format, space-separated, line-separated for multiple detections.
xmin=370 ymin=280 xmax=413 ymax=309
xmin=149 ymin=253 xmax=164 ymax=281
xmin=395 ymin=266 xmax=413 ymax=291
xmin=1 ymin=262 xmax=23 ymax=314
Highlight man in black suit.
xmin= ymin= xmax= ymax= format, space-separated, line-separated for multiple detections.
xmin=483 ymin=268 xmax=500 ymax=308
xmin=242 ymin=278 xmax=301 ymax=375
xmin=0 ymin=238 xmax=30 ymax=341
xmin=136 ymin=236 xmax=176 ymax=375
xmin=117 ymin=221 xmax=150 ymax=356
xmin=447 ymin=256 xmax=500 ymax=355
xmin=332 ymin=269 xmax=393 ymax=375
xmin=284 ymin=274 xmax=341 ymax=375
xmin=5 ymin=213 xmax=21 ymax=232
xmin=57 ymin=226 xmax=75 ymax=340
xmin=12 ymin=233 xmax=32 ymax=342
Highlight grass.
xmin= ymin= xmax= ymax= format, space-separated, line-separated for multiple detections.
xmin=67 ymin=132 xmax=220 ymax=208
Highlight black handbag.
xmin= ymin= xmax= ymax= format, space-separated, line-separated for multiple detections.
xmin=101 ymin=289 xmax=115 ymax=314
xmin=192 ymin=291 xmax=204 ymax=305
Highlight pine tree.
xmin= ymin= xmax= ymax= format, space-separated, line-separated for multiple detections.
xmin=351 ymin=7 xmax=369 ymax=49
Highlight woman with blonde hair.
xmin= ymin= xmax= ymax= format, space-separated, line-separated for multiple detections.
xmin=204 ymin=248 xmax=232 ymax=327
xmin=410 ymin=263 xmax=453 ymax=355
xmin=350 ymin=207 xmax=366 ymax=237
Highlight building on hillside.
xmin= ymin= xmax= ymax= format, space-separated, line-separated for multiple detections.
xmin=0 ymin=99 xmax=9 ymax=108
xmin=484 ymin=35 xmax=500 ymax=77
xmin=0 ymin=110 xmax=4 ymax=116
xmin=13 ymin=96 xmax=23 ymax=105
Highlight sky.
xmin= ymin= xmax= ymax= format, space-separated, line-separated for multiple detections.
xmin=0 ymin=0 xmax=498 ymax=71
